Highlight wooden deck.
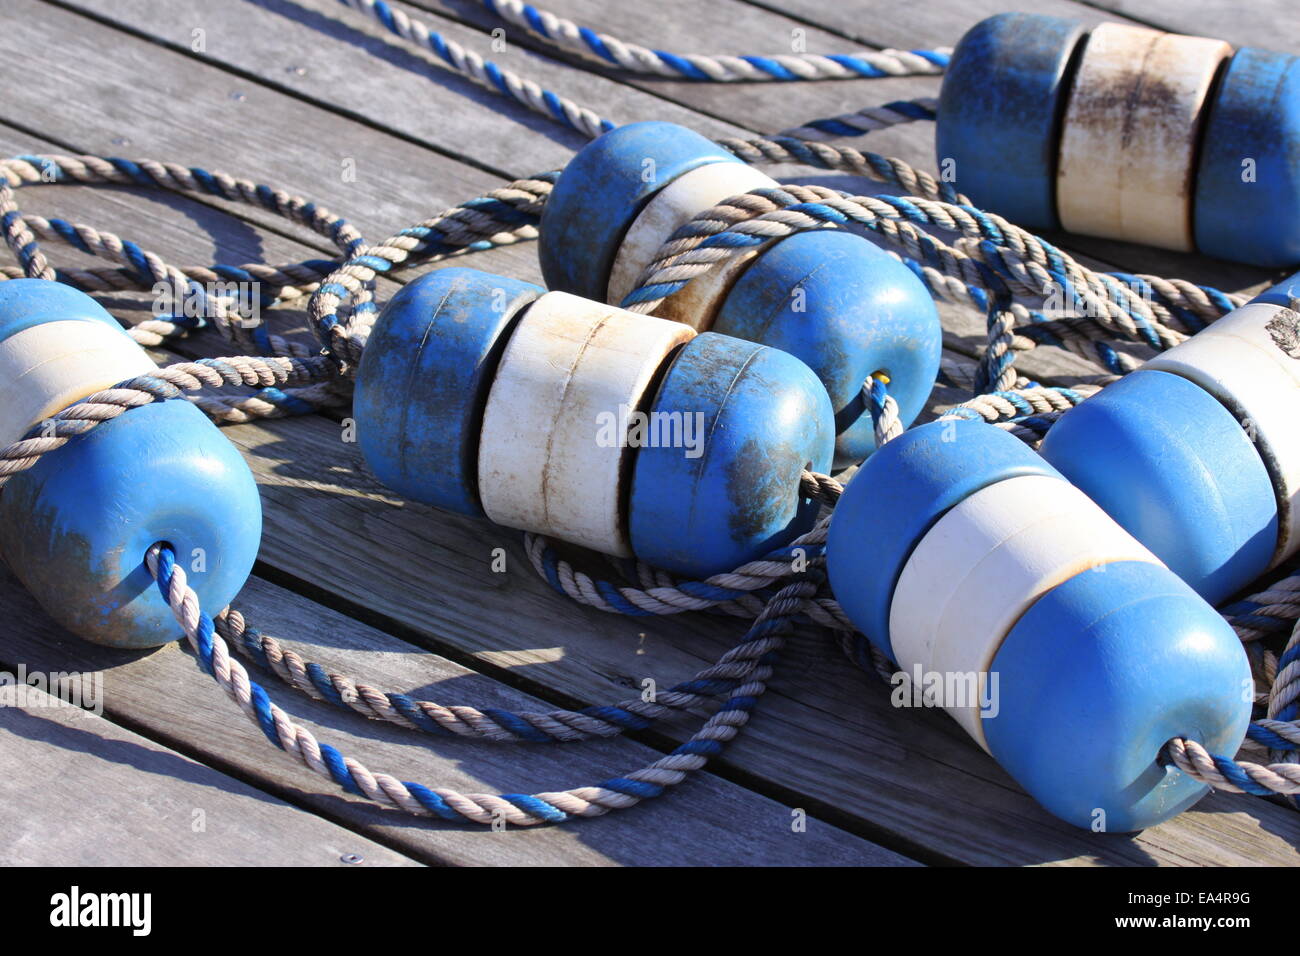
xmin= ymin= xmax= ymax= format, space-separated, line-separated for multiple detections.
xmin=2 ymin=0 xmax=1299 ymax=866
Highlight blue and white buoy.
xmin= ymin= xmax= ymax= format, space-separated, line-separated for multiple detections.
xmin=355 ymin=267 xmax=833 ymax=578
xmin=1041 ymin=273 xmax=1300 ymax=604
xmin=538 ymin=121 xmax=942 ymax=465
xmin=0 ymin=279 xmax=262 ymax=648
xmin=938 ymin=14 xmax=1300 ymax=266
xmin=826 ymin=420 xmax=1252 ymax=831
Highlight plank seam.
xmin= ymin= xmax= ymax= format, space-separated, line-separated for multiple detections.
xmin=37 ymin=0 xmax=738 ymax=181
xmin=0 ymin=646 xmax=437 ymax=866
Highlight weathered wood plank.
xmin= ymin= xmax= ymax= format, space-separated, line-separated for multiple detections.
xmin=386 ymin=0 xmax=1286 ymax=373
xmin=424 ymin=0 xmax=1282 ymax=302
xmin=6 ymin=0 xmax=537 ymax=273
xmin=8 ymin=3 xmax=1300 ymax=864
xmin=24 ymin=0 xmax=1161 ymax=388
xmin=0 ymin=117 xmax=924 ymax=863
xmin=10 ymin=0 xmax=1300 ymax=868
xmin=0 ymin=118 xmax=926 ymax=864
xmin=0 ymin=682 xmax=421 ymax=866
xmin=739 ymin=0 xmax=1138 ymax=49
xmin=409 ymin=0 xmax=951 ymax=155
xmin=54 ymin=0 xmax=747 ymax=172
xmin=0 ymin=100 xmax=996 ymax=411
xmin=0 ymin=26 xmax=1099 ymax=402
xmin=553 ymin=1 xmax=1283 ymax=278
xmin=6 ymin=3 xmax=1111 ymax=390
xmin=0 ymin=566 xmax=916 ymax=866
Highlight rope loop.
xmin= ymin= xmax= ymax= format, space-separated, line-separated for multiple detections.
xmin=0 ymin=0 xmax=1289 ymax=821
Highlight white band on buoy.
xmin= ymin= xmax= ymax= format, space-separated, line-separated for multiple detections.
xmin=889 ymin=474 xmax=1161 ymax=749
xmin=1146 ymin=301 xmax=1300 ymax=565
xmin=607 ymin=161 xmax=778 ymax=319
xmin=477 ymin=291 xmax=695 ymax=556
xmin=1056 ymin=23 xmax=1231 ymax=251
xmin=0 ymin=319 xmax=157 ymax=450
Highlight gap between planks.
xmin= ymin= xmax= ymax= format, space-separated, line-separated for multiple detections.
xmin=2 ymin=0 xmax=1300 ymax=868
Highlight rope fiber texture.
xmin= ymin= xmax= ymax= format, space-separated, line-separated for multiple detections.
xmin=334 ymin=0 xmax=949 ymax=137
xmin=148 ymin=543 xmax=813 ymax=824
xmin=0 ymin=155 xmax=365 ymax=421
xmin=2 ymin=3 xmax=1297 ymax=822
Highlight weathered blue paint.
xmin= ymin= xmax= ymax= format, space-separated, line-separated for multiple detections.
xmin=713 ymin=230 xmax=940 ymax=467
xmin=354 ymin=267 xmax=541 ymax=515
xmin=1251 ymin=268 xmax=1300 ymax=308
xmin=0 ymin=277 xmax=126 ymax=341
xmin=538 ymin=121 xmax=743 ymax=300
xmin=627 ymin=332 xmax=833 ymax=578
xmin=986 ymin=560 xmax=1251 ymax=831
xmin=1040 ymin=369 xmax=1278 ymax=604
xmin=1195 ymin=48 xmax=1300 ymax=268
xmin=936 ymin=13 xmax=1086 ymax=229
xmin=826 ymin=420 xmax=1060 ymax=662
xmin=0 ymin=399 xmax=262 ymax=648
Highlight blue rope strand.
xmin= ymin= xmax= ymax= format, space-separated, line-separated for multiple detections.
xmin=482 ymin=0 xmax=949 ymax=83
xmin=149 ymin=545 xmax=818 ymax=824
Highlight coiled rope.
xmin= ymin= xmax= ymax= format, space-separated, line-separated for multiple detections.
xmin=0 ymin=155 xmax=368 ymax=420
xmin=138 ymin=534 xmax=1300 ymax=804
xmin=2 ymin=6 xmax=1297 ymax=820
xmin=146 ymin=542 xmax=815 ymax=824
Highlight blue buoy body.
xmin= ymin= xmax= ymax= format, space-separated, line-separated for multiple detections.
xmin=1253 ymin=272 xmax=1300 ymax=309
xmin=0 ymin=280 xmax=261 ymax=648
xmin=0 ymin=278 xmax=127 ymax=340
xmin=354 ymin=267 xmax=542 ymax=515
xmin=713 ymin=229 xmax=941 ymax=466
xmin=0 ymin=398 xmax=262 ymax=648
xmin=541 ymin=122 xmax=940 ymax=465
xmin=986 ymin=560 xmax=1251 ymax=832
xmin=1195 ymin=48 xmax=1300 ymax=268
xmin=825 ymin=421 xmax=1250 ymax=831
xmin=936 ymin=13 xmax=1085 ymax=229
xmin=826 ymin=420 xmax=1058 ymax=660
xmin=1040 ymin=368 xmax=1279 ymax=603
xmin=628 ymin=332 xmax=833 ymax=577
xmin=352 ymin=268 xmax=835 ymax=576
xmin=539 ymin=121 xmax=742 ymax=301
xmin=939 ymin=15 xmax=1300 ymax=266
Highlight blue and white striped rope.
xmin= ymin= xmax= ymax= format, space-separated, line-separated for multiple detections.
xmin=1223 ymin=577 xmax=1300 ymax=642
xmin=482 ymin=0 xmax=950 ymax=80
xmin=212 ymin=534 xmax=839 ymax=742
xmin=0 ymin=353 xmax=337 ymax=488
xmin=12 ymin=155 xmax=364 ymax=256
xmin=141 ymin=467 xmax=1300 ymax=819
xmin=336 ymin=0 xmax=948 ymax=139
xmin=337 ymin=0 xmax=616 ymax=137
xmin=780 ymin=98 xmax=938 ymax=140
xmin=147 ymin=542 xmax=816 ymax=825
xmin=717 ymin=134 xmax=959 ymax=198
xmin=0 ymin=154 xmax=366 ymax=360
xmin=616 ymin=186 xmax=1241 ymax=393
